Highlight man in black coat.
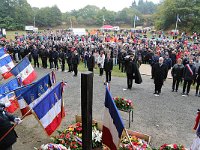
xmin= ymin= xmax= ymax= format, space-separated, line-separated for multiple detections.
xmin=87 ymin=51 xmax=95 ymax=72
xmin=66 ymin=50 xmax=73 ymax=72
xmin=104 ymin=53 xmax=113 ymax=83
xmin=40 ymin=45 xmax=48 ymax=69
xmin=72 ymin=50 xmax=79 ymax=76
xmin=59 ymin=48 xmax=66 ymax=72
xmin=52 ymin=47 xmax=59 ymax=70
xmin=182 ymin=59 xmax=196 ymax=96
xmin=153 ymin=57 xmax=168 ymax=96
xmin=48 ymin=47 xmax=54 ymax=69
xmin=196 ymin=66 xmax=200 ymax=97
xmin=126 ymin=54 xmax=142 ymax=89
xmin=31 ymin=45 xmax=39 ymax=68
xmin=0 ymin=103 xmax=22 ymax=150
xmin=126 ymin=55 xmax=135 ymax=89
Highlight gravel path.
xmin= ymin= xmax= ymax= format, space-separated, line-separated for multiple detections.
xmin=13 ymin=67 xmax=199 ymax=150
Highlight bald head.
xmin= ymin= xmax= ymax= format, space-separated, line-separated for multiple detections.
xmin=159 ymin=57 xmax=164 ymax=64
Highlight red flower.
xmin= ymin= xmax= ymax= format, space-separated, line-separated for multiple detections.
xmin=66 ymin=133 xmax=70 ymax=139
xmin=59 ymin=133 xmax=65 ymax=138
xmin=160 ymin=144 xmax=167 ymax=150
xmin=76 ymin=127 xmax=82 ymax=132
xmin=173 ymin=144 xmax=178 ymax=149
xmin=72 ymin=145 xmax=77 ymax=149
xmin=142 ymin=144 xmax=147 ymax=149
xmin=72 ymin=141 xmax=77 ymax=145
xmin=76 ymin=122 xmax=81 ymax=127
xmin=127 ymin=100 xmax=132 ymax=104
xmin=73 ymin=132 xmax=77 ymax=135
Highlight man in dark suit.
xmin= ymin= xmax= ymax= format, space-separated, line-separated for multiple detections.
xmin=66 ymin=50 xmax=73 ymax=72
xmin=72 ymin=50 xmax=79 ymax=77
xmin=59 ymin=48 xmax=66 ymax=72
xmin=0 ymin=102 xmax=22 ymax=150
xmin=126 ymin=54 xmax=142 ymax=89
xmin=126 ymin=54 xmax=136 ymax=89
xmin=104 ymin=53 xmax=113 ymax=83
xmin=87 ymin=51 xmax=95 ymax=72
xmin=153 ymin=57 xmax=168 ymax=96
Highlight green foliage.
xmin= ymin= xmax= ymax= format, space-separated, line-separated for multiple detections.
xmin=136 ymin=0 xmax=157 ymax=14
xmin=35 ymin=5 xmax=62 ymax=27
xmin=155 ymin=0 xmax=200 ymax=32
xmin=0 ymin=0 xmax=33 ymax=30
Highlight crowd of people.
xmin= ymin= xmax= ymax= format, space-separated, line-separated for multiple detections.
xmin=0 ymin=29 xmax=200 ymax=150
xmin=0 ymin=29 xmax=199 ymax=97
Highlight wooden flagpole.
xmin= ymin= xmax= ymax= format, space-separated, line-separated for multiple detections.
xmin=0 ymin=108 xmax=33 ymax=142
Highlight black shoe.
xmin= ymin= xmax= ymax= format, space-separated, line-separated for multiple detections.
xmin=175 ymin=90 xmax=178 ymax=92
xmin=171 ymin=89 xmax=174 ymax=92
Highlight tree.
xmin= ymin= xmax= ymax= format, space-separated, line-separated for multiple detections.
xmin=35 ymin=5 xmax=62 ymax=27
xmin=154 ymin=0 xmax=200 ymax=32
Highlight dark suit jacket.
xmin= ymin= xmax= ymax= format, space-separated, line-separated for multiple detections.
xmin=0 ymin=110 xmax=17 ymax=149
xmin=87 ymin=55 xmax=95 ymax=69
xmin=104 ymin=58 xmax=113 ymax=72
xmin=153 ymin=63 xmax=168 ymax=84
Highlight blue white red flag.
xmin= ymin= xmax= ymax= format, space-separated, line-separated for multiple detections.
xmin=0 ymin=47 xmax=5 ymax=58
xmin=14 ymin=84 xmax=32 ymax=116
xmin=0 ymin=54 xmax=14 ymax=79
xmin=0 ymin=77 xmax=21 ymax=113
xmin=0 ymin=92 xmax=19 ymax=113
xmin=102 ymin=87 xmax=125 ymax=150
xmin=10 ymin=57 xmax=37 ymax=85
xmin=15 ymin=73 xmax=52 ymax=116
xmin=0 ymin=77 xmax=21 ymax=94
xmin=31 ymin=82 xmax=65 ymax=136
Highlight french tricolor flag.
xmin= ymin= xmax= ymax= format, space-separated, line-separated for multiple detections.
xmin=0 ymin=54 xmax=15 ymax=79
xmin=0 ymin=92 xmax=19 ymax=113
xmin=0 ymin=47 xmax=5 ymax=57
xmin=10 ymin=57 xmax=37 ymax=85
xmin=31 ymin=82 xmax=65 ymax=136
xmin=102 ymin=87 xmax=125 ymax=150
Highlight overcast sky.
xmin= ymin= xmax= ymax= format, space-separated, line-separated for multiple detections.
xmin=27 ymin=0 xmax=160 ymax=13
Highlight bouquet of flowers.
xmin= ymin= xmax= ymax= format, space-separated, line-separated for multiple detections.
xmin=159 ymin=144 xmax=186 ymax=150
xmin=51 ymin=122 xmax=102 ymax=150
xmin=120 ymin=135 xmax=151 ymax=150
xmin=38 ymin=143 xmax=67 ymax=150
xmin=113 ymin=97 xmax=134 ymax=111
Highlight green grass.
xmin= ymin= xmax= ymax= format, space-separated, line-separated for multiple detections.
xmin=6 ymin=31 xmax=26 ymax=40
xmin=78 ymin=62 xmax=126 ymax=77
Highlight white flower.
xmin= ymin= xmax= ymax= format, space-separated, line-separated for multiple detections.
xmin=92 ymin=131 xmax=95 ymax=140
xmin=67 ymin=147 xmax=71 ymax=150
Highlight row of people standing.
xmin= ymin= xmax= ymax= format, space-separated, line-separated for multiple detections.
xmin=152 ymin=56 xmax=200 ymax=97
xmin=171 ymin=58 xmax=200 ymax=96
